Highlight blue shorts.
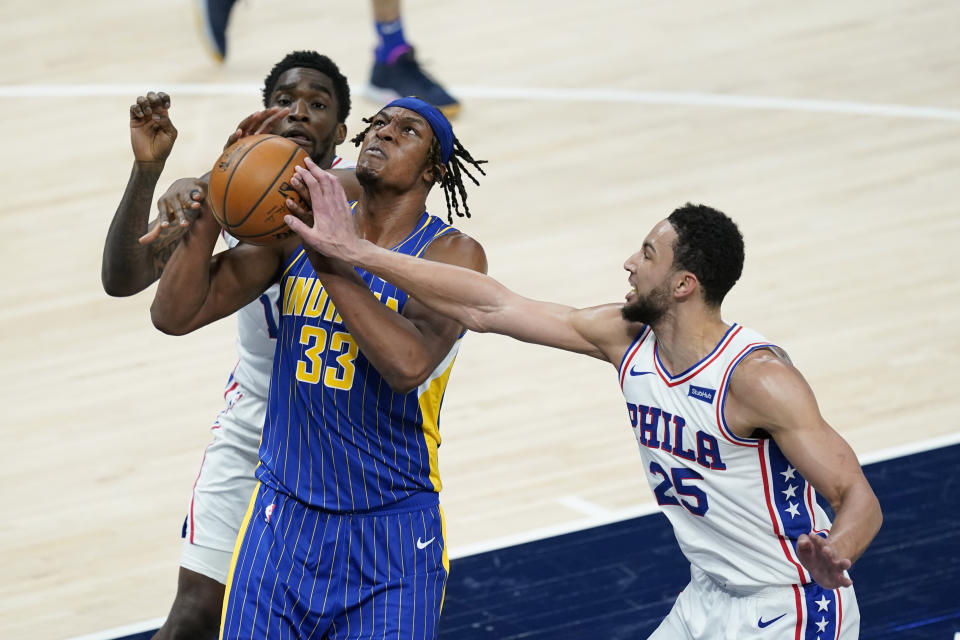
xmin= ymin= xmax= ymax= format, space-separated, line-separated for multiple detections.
xmin=220 ymin=482 xmax=448 ymax=640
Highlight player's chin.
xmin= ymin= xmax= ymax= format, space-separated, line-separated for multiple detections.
xmin=355 ymin=162 xmax=381 ymax=185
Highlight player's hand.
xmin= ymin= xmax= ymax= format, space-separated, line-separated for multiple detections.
xmin=797 ymin=533 xmax=853 ymax=589
xmin=130 ymin=91 xmax=177 ymax=164
xmin=284 ymin=157 xmax=361 ymax=261
xmin=139 ymin=177 xmax=208 ymax=244
xmin=223 ymin=106 xmax=290 ymax=149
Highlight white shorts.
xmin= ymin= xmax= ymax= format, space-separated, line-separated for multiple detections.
xmin=179 ymin=379 xmax=264 ymax=584
xmin=649 ymin=565 xmax=860 ymax=640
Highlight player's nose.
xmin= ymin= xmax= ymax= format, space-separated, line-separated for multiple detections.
xmin=287 ymin=99 xmax=309 ymax=121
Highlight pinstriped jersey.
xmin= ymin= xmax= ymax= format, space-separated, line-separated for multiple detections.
xmin=223 ymin=155 xmax=352 ymax=402
xmin=618 ymin=323 xmax=833 ymax=589
xmin=257 ymin=208 xmax=461 ymax=511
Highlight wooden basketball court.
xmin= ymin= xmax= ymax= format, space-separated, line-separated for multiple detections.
xmin=1 ymin=1 xmax=958 ymax=638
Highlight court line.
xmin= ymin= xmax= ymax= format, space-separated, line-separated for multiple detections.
xmin=63 ymin=431 xmax=959 ymax=640
xmin=4 ymin=84 xmax=960 ymax=122
xmin=556 ymin=495 xmax=615 ymax=518
xmin=64 ymin=617 xmax=165 ymax=640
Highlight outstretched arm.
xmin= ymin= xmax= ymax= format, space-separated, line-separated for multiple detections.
xmin=726 ymin=351 xmax=883 ymax=589
xmin=284 ymin=160 xmax=638 ymax=364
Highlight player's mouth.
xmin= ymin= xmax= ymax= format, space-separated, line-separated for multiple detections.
xmin=363 ymin=144 xmax=386 ymax=158
xmin=281 ymin=128 xmax=313 ymax=149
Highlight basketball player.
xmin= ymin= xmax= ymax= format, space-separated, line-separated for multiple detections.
xmin=101 ymin=51 xmax=356 ymax=640
xmin=284 ymin=190 xmax=883 ymax=639
xmin=149 ymin=97 xmax=487 ymax=639
xmin=196 ymin=0 xmax=460 ymax=116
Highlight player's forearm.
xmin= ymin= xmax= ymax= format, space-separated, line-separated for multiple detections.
xmin=150 ymin=214 xmax=222 ymax=335
xmin=102 ymin=162 xmax=166 ymax=296
xmin=305 ymin=250 xmax=447 ymax=392
xmin=823 ymin=480 xmax=882 ymax=564
xmin=352 ymin=240 xmax=506 ymax=333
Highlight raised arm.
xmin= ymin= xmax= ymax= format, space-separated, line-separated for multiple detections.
xmin=101 ymin=95 xmax=291 ymax=296
xmin=102 ymin=91 xmax=187 ymax=296
xmin=284 ymin=160 xmax=638 ymax=365
xmin=726 ymin=351 xmax=883 ymax=589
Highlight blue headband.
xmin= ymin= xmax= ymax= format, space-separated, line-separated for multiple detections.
xmin=385 ymin=97 xmax=454 ymax=164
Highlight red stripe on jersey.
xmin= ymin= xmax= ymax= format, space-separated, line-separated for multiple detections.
xmin=835 ymin=588 xmax=843 ymax=639
xmin=653 ymin=325 xmax=742 ymax=387
xmin=792 ymin=584 xmax=803 ymax=640
xmin=187 ymin=444 xmax=213 ymax=544
xmin=759 ymin=444 xmax=809 ymax=583
xmin=618 ymin=328 xmax=651 ymax=390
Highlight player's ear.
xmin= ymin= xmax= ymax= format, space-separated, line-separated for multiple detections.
xmin=675 ymin=272 xmax=699 ymax=299
xmin=422 ymin=163 xmax=445 ymax=187
xmin=334 ymin=122 xmax=347 ymax=146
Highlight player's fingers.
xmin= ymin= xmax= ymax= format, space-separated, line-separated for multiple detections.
xmin=254 ymin=107 xmax=290 ymax=135
xmin=171 ymin=199 xmax=189 ymax=227
xmin=139 ymin=219 xmax=163 ymax=245
xmin=288 ymin=173 xmax=312 ymax=203
xmin=294 ymin=165 xmax=322 ymax=198
xmin=137 ymin=95 xmax=152 ymax=117
xmin=189 ymin=188 xmax=205 ymax=205
xmin=284 ymin=212 xmax=311 ymax=237
xmin=158 ymin=91 xmax=171 ymax=110
xmin=224 ymin=129 xmax=243 ymax=150
xmin=146 ymin=91 xmax=164 ymax=111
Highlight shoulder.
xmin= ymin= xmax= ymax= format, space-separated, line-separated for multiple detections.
xmin=726 ymin=347 xmax=820 ymax=434
xmin=420 ymin=229 xmax=488 ymax=274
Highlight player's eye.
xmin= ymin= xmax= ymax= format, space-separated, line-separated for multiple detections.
xmin=275 ymin=97 xmax=291 ymax=106
xmin=312 ymin=102 xmax=326 ymax=110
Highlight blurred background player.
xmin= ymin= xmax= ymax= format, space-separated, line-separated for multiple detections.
xmin=195 ymin=0 xmax=461 ymax=117
xmin=101 ymin=51 xmax=354 ymax=640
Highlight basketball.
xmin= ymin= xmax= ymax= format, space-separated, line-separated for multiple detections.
xmin=207 ymin=134 xmax=309 ymax=245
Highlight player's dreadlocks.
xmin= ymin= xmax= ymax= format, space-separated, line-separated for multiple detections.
xmin=351 ymin=117 xmax=487 ymax=224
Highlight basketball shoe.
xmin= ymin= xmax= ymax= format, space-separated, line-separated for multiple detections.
xmin=365 ymin=49 xmax=461 ymax=118
xmin=194 ymin=0 xmax=236 ymax=63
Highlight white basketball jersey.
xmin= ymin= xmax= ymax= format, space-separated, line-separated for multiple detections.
xmin=618 ymin=323 xmax=833 ymax=589
xmin=222 ymin=155 xmax=353 ymax=400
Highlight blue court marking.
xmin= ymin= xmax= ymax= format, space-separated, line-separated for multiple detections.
xmin=95 ymin=443 xmax=960 ymax=640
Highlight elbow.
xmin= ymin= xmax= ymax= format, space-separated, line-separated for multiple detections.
xmin=381 ymin=359 xmax=436 ymax=395
xmin=101 ymin=270 xmax=137 ymax=298
xmin=150 ymin=303 xmax=191 ymax=336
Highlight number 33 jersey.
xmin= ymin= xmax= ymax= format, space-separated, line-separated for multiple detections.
xmin=259 ymin=210 xmax=461 ymax=512
xmin=618 ymin=323 xmax=833 ymax=589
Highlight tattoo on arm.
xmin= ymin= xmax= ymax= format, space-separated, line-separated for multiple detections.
xmin=150 ymin=225 xmax=188 ymax=280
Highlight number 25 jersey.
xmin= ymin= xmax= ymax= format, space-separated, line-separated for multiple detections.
xmin=619 ymin=323 xmax=833 ymax=589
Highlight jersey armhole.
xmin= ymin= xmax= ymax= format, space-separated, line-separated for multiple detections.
xmin=714 ymin=343 xmax=778 ymax=447
xmin=617 ymin=325 xmax=650 ymax=389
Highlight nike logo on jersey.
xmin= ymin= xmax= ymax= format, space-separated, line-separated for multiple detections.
xmin=758 ymin=613 xmax=787 ymax=628
xmin=416 ymin=536 xmax=436 ymax=550
xmin=629 ymin=366 xmax=654 ymax=376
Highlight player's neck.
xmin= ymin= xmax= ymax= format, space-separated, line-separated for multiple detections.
xmin=651 ymin=310 xmax=730 ymax=376
xmin=355 ymin=188 xmax=429 ymax=248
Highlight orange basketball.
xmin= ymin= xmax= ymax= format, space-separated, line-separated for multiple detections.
xmin=207 ymin=134 xmax=309 ymax=245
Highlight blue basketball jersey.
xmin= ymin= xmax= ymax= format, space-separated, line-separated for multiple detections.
xmin=256 ymin=208 xmax=461 ymax=511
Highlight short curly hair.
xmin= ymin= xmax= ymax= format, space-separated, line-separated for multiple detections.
xmin=667 ymin=203 xmax=744 ymax=307
xmin=261 ymin=50 xmax=351 ymax=122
